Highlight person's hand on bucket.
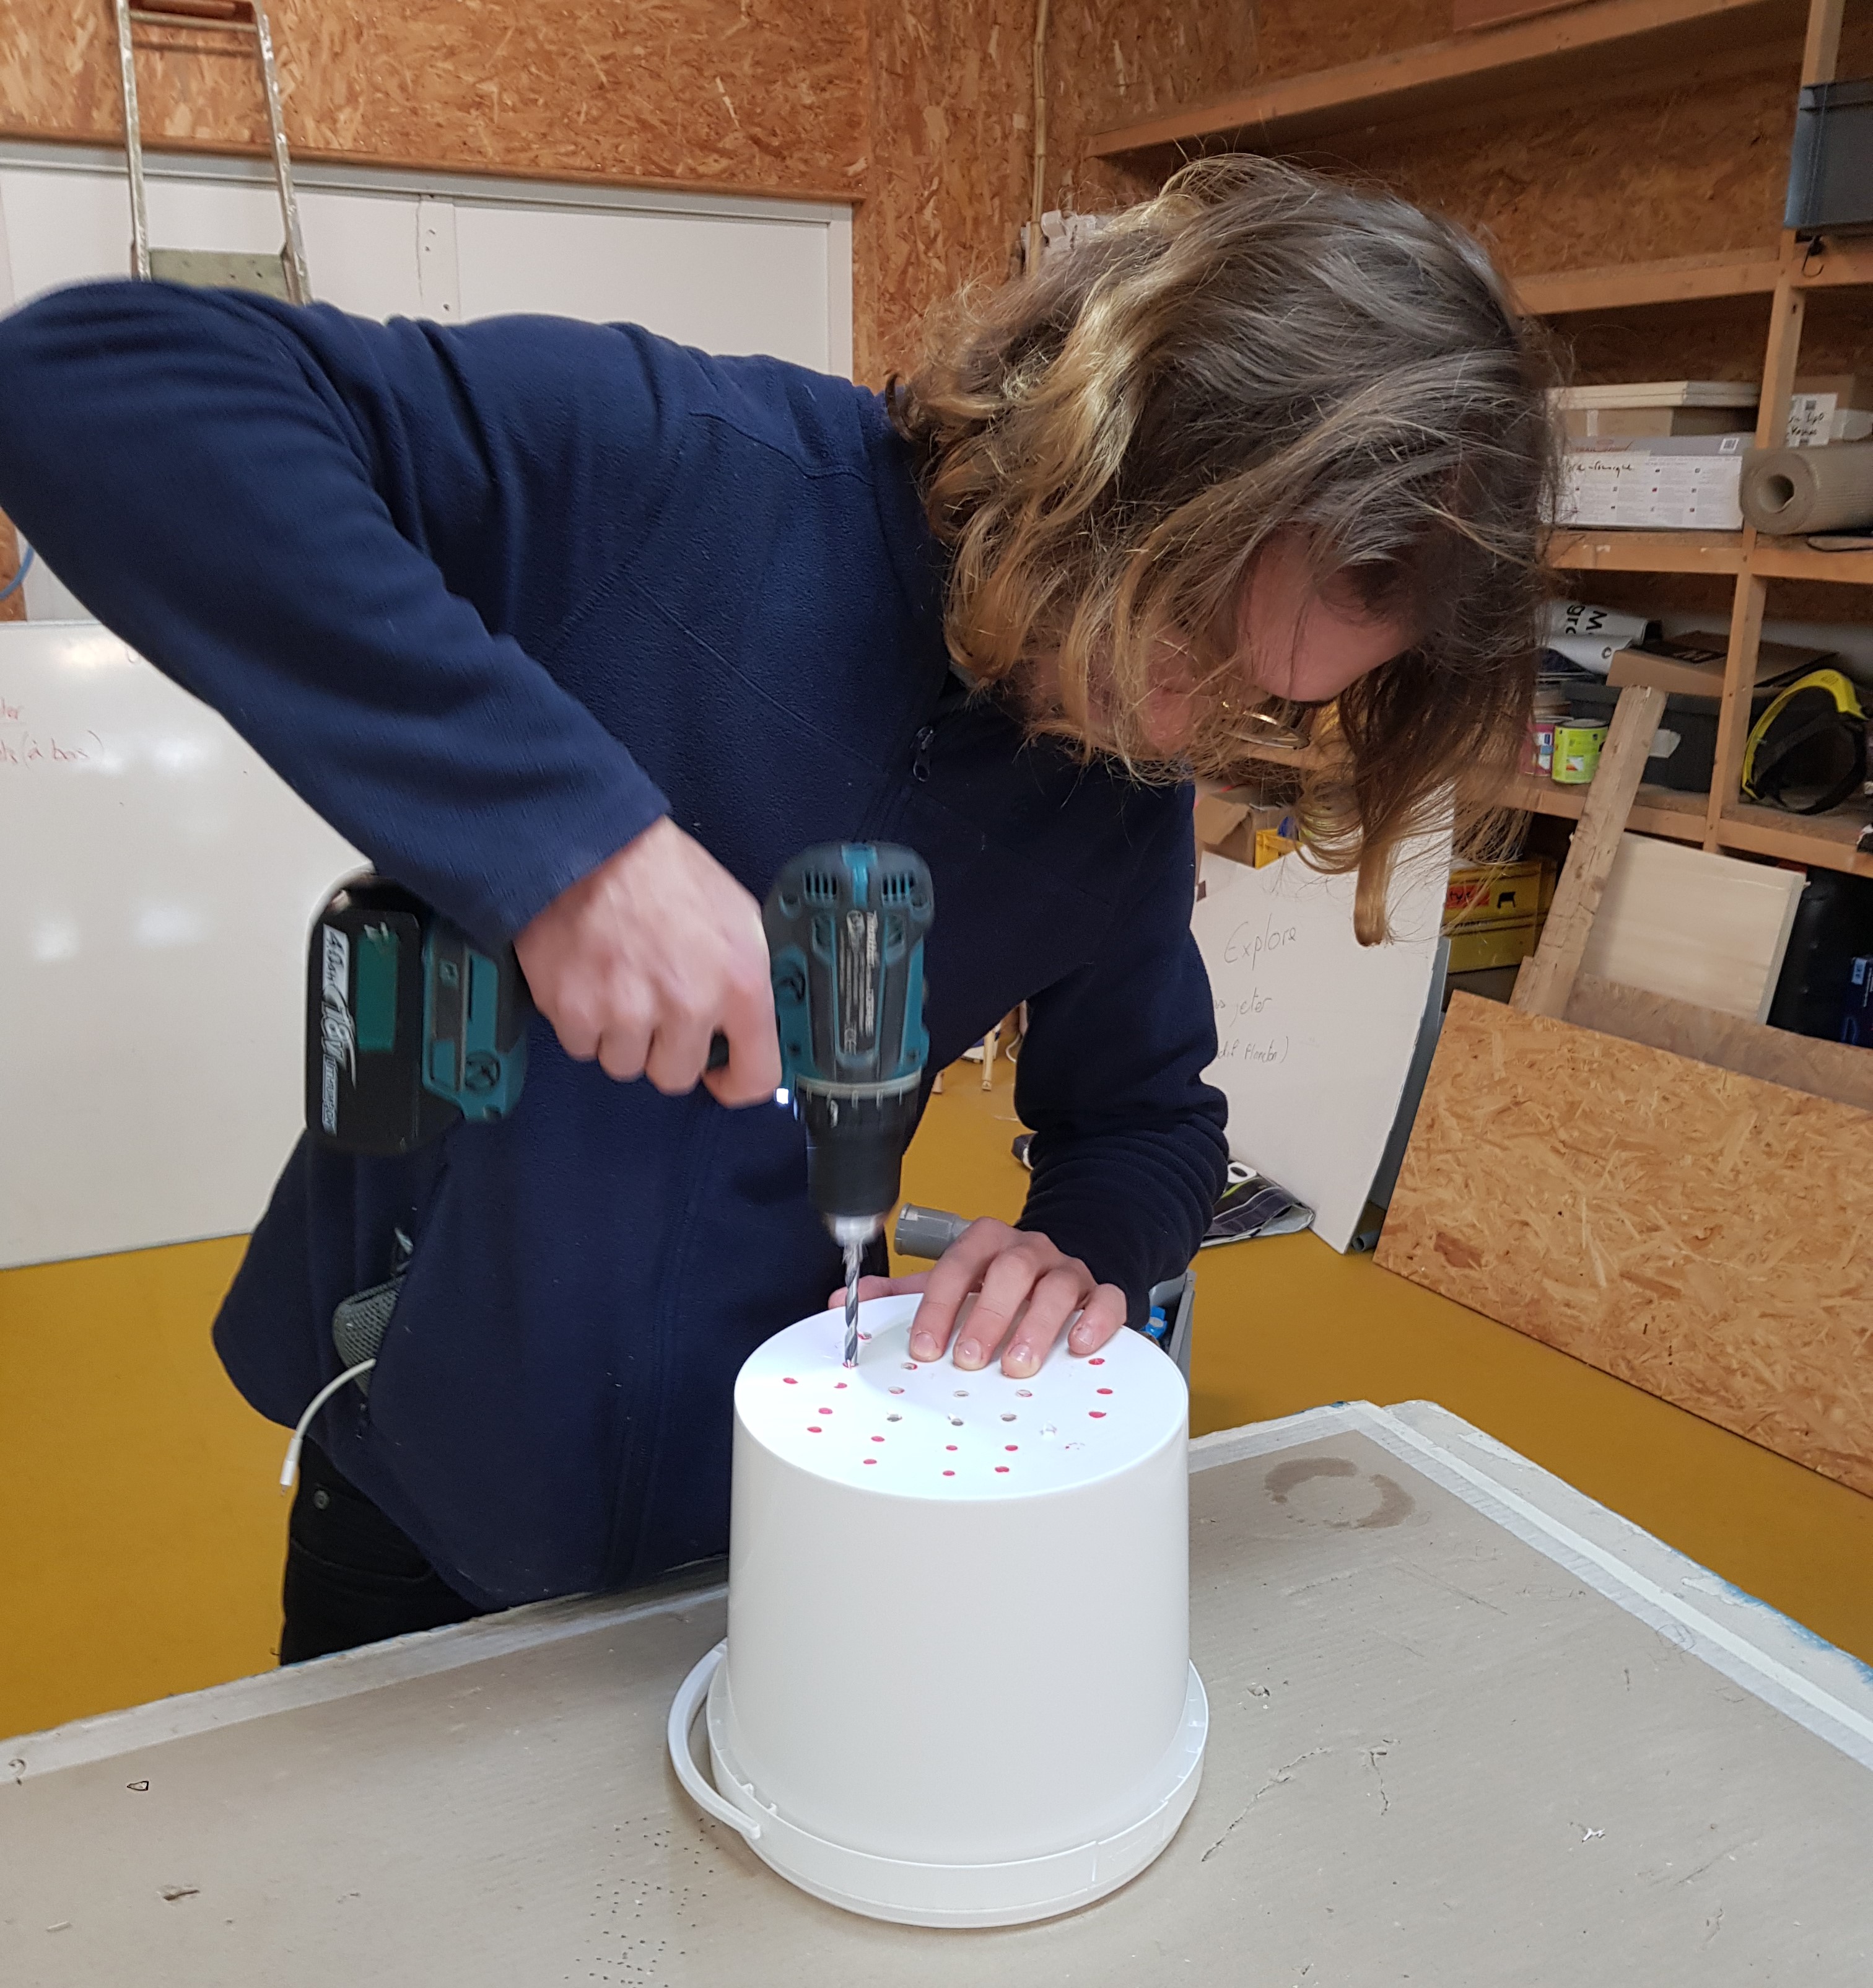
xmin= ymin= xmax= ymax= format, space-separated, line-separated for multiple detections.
xmin=830 ymin=1218 xmax=1126 ymax=1380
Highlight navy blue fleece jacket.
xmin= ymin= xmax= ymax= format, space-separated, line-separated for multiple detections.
xmin=0 ymin=282 xmax=1228 ymax=1606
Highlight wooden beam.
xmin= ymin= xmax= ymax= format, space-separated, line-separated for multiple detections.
xmin=1565 ymin=971 xmax=1873 ymax=1111
xmin=1088 ymin=0 xmax=1804 ymax=155
xmin=1512 ymin=684 xmax=1669 ymax=1017
xmin=1547 ymin=528 xmax=1745 ymax=574
xmin=1799 ymin=0 xmax=1845 ymax=83
xmin=1516 ymin=249 xmax=1783 ymax=315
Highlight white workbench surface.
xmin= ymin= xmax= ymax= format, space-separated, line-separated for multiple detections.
xmin=4 ymin=1400 xmax=1871 ymax=1986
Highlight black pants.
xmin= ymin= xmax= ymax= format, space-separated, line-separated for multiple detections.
xmin=280 ymin=1438 xmax=485 ymax=1665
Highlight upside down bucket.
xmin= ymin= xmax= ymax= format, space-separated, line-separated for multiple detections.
xmin=667 ymin=1291 xmax=1207 ymax=1927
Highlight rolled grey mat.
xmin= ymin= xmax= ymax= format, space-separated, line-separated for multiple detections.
xmin=1740 ymin=440 xmax=1873 ymax=534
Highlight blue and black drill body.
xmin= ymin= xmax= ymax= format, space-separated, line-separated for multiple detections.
xmin=307 ymin=850 xmax=935 ymax=1335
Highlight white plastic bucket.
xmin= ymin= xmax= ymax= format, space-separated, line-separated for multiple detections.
xmin=668 ymin=1292 xmax=1207 ymax=1927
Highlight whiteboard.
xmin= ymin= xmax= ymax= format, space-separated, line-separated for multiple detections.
xmin=0 ymin=140 xmax=854 ymax=622
xmin=0 ymin=147 xmax=854 ymax=1263
xmin=0 ymin=623 xmax=360 ymax=1268
xmin=1190 ymin=832 xmax=1450 ymax=1252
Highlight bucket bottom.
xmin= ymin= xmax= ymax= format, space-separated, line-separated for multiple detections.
xmin=670 ymin=1642 xmax=1208 ymax=1929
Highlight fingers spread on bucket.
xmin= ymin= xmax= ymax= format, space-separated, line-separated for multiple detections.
xmin=906 ymin=1220 xmax=1121 ymax=1377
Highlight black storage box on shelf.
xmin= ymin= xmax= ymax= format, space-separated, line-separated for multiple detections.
xmin=1786 ymin=77 xmax=1873 ymax=237
xmin=1540 ymin=676 xmax=1737 ymax=797
xmin=1768 ymin=870 xmax=1873 ymax=1043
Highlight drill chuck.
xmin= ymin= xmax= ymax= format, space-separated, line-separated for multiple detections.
xmin=797 ymin=1079 xmax=922 ymax=1234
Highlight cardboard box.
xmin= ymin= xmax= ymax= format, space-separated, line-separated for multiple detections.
xmin=1447 ymin=918 xmax=1540 ymax=973
xmin=1558 ymin=434 xmax=1749 ymax=531
xmin=1787 ymin=374 xmax=1873 ymax=447
xmin=1446 ymin=858 xmax=1554 ymax=931
xmin=1607 ymin=630 xmax=1836 ymax=700
xmin=1562 ymin=406 xmax=1754 ymax=440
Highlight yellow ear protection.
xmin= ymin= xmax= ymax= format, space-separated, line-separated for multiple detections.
xmin=1742 ymin=668 xmax=1867 ymax=815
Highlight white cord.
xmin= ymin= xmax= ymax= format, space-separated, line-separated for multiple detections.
xmin=279 ymin=1359 xmax=377 ymax=1491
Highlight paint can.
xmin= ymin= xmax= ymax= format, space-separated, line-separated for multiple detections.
xmin=666 ymin=1292 xmax=1205 ymax=1927
xmin=1552 ymin=718 xmax=1609 ymax=784
xmin=1523 ymin=688 xmax=1568 ymax=777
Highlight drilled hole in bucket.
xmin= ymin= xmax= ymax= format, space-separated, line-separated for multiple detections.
xmin=1000 ymin=1412 xmax=1016 ymax=1422
xmin=886 ymin=1413 xmax=902 ymax=1422
xmin=948 ymin=1416 xmax=963 ymax=1427
xmin=888 ymin=1386 xmax=904 ymax=1396
xmin=1016 ymin=1388 xmax=1032 ymax=1398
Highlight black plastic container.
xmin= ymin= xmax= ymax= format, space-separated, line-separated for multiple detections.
xmin=1786 ymin=77 xmax=1873 ymax=236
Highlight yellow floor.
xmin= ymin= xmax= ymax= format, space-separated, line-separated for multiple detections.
xmin=4 ymin=1068 xmax=1871 ymax=1740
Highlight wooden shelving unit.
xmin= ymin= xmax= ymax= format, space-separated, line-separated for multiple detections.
xmin=1130 ymin=0 xmax=1871 ymax=881
xmin=1514 ymin=239 xmax=1873 ymax=315
xmin=1718 ymin=800 xmax=1873 ymax=874
xmin=1500 ymin=774 xmax=1709 ymax=843
xmin=1548 ymin=529 xmax=1747 ymax=576
xmin=1089 ymin=0 xmax=1806 ymax=157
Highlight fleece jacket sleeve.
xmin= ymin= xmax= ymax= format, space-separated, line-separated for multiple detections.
xmin=1013 ymin=799 xmax=1231 ymax=1321
xmin=0 ymin=281 xmax=676 ymax=946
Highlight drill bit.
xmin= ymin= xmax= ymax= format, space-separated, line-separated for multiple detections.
xmin=843 ymin=1238 xmax=862 ymax=1367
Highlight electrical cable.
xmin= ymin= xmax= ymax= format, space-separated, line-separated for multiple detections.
xmin=279 ymin=1359 xmax=377 ymax=1491
xmin=0 ymin=541 xmax=34 ymax=605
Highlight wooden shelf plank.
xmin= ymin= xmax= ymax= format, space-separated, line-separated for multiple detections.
xmin=1749 ymin=541 xmax=1873 ymax=584
xmin=1516 ymin=250 xmax=1783 ymax=315
xmin=1548 ymin=528 xmax=1746 ymax=574
xmin=1717 ymin=802 xmax=1873 ymax=876
xmin=1794 ymin=240 xmax=1873 ymax=291
xmin=1498 ymin=774 xmax=1708 ymax=841
xmin=1088 ymin=0 xmax=1803 ymax=155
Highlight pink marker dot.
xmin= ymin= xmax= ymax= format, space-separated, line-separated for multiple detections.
xmin=1005 ymin=1444 xmax=1018 ymax=1452
xmin=835 ymin=1382 xmax=848 ymax=1390
xmin=1097 ymin=1387 xmax=1114 ymax=1396
xmin=945 ymin=1444 xmax=958 ymax=1452
xmin=1089 ymin=1357 xmax=1106 ymax=1366
xmin=807 ymin=1425 xmax=823 ymax=1434
xmin=858 ymin=1333 xmax=871 ymax=1341
xmin=782 ymin=1377 xmax=798 ymax=1385
xmin=863 ymin=1457 xmax=878 ymax=1466
xmin=870 ymin=1435 xmax=884 ymax=1444
xmin=995 ymin=1466 xmax=1010 ymax=1474
xmin=818 ymin=1408 xmax=832 ymax=1416
xmin=943 ymin=1469 xmax=955 ymax=1477
xmin=1088 ymin=1410 xmax=1106 ymax=1419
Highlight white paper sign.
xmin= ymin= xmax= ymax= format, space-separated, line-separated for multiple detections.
xmin=1192 ymin=829 xmax=1450 ymax=1252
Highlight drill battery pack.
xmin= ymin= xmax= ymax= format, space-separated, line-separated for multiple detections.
xmin=307 ymin=874 xmax=528 ymax=1157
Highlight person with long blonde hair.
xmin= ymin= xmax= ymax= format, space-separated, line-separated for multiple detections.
xmin=0 ymin=156 xmax=1553 ymax=1657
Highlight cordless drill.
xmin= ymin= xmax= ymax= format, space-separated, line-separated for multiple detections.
xmin=307 ymin=847 xmax=933 ymax=1365
xmin=764 ymin=844 xmax=935 ymax=1364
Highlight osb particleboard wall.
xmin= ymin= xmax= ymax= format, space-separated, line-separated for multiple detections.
xmin=8 ymin=2 xmax=1861 ymax=380
xmin=1377 ymin=995 xmax=1873 ymax=1500
xmin=860 ymin=0 xmax=1262 ymax=378
xmin=0 ymin=0 xmax=869 ymax=197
